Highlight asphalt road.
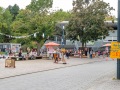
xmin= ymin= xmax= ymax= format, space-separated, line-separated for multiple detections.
xmin=0 ymin=60 xmax=116 ymax=90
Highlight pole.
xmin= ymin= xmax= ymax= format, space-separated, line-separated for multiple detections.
xmin=56 ymin=36 xmax=57 ymax=43
xmin=117 ymin=0 xmax=120 ymax=79
xmin=62 ymin=25 xmax=65 ymax=45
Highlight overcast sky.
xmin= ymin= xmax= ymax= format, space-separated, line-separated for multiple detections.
xmin=0 ymin=0 xmax=118 ymax=17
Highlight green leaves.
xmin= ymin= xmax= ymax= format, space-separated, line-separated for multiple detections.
xmin=7 ymin=4 xmax=20 ymax=21
xmin=66 ymin=0 xmax=115 ymax=47
xmin=26 ymin=0 xmax=53 ymax=12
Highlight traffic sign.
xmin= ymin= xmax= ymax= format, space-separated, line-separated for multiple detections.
xmin=110 ymin=42 xmax=120 ymax=58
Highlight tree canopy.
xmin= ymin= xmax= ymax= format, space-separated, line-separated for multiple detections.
xmin=26 ymin=0 xmax=53 ymax=12
xmin=66 ymin=0 xmax=115 ymax=47
xmin=0 ymin=1 xmax=70 ymax=48
xmin=0 ymin=7 xmax=13 ymax=43
xmin=7 ymin=4 xmax=20 ymax=21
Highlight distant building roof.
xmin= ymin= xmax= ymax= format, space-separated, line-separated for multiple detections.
xmin=57 ymin=21 xmax=117 ymax=29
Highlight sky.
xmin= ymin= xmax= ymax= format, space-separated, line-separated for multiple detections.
xmin=0 ymin=0 xmax=118 ymax=17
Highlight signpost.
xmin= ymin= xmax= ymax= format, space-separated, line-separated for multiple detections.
xmin=110 ymin=42 xmax=120 ymax=58
xmin=117 ymin=0 xmax=120 ymax=79
xmin=110 ymin=0 xmax=120 ymax=79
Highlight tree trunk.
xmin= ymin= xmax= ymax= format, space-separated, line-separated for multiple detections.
xmin=85 ymin=43 xmax=86 ymax=47
xmin=37 ymin=42 xmax=40 ymax=56
xmin=82 ymin=42 xmax=84 ymax=50
xmin=82 ymin=42 xmax=84 ymax=54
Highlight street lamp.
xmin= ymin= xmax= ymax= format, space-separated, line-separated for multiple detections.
xmin=62 ymin=25 xmax=65 ymax=45
xmin=117 ymin=0 xmax=120 ymax=79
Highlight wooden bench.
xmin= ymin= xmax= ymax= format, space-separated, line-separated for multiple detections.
xmin=11 ymin=55 xmax=42 ymax=61
xmin=35 ymin=56 xmax=42 ymax=59
xmin=82 ymin=55 xmax=88 ymax=58
xmin=11 ymin=56 xmax=25 ymax=61
xmin=27 ymin=56 xmax=42 ymax=60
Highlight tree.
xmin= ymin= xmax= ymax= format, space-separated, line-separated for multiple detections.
xmin=0 ymin=7 xmax=13 ymax=43
xmin=26 ymin=0 xmax=53 ymax=12
xmin=29 ymin=12 xmax=55 ymax=55
xmin=25 ymin=0 xmax=53 ymax=55
xmin=51 ymin=9 xmax=71 ymax=22
xmin=9 ymin=1 xmax=71 ymax=55
xmin=11 ymin=10 xmax=55 ymax=55
xmin=51 ymin=10 xmax=72 ymax=38
xmin=66 ymin=0 xmax=115 ymax=47
xmin=10 ymin=9 xmax=32 ymax=46
xmin=7 ymin=4 xmax=20 ymax=21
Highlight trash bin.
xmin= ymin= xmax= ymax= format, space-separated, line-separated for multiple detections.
xmin=5 ymin=59 xmax=15 ymax=68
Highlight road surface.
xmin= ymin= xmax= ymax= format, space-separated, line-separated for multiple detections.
xmin=0 ymin=60 xmax=116 ymax=90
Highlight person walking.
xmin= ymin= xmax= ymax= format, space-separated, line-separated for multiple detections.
xmin=53 ymin=49 xmax=59 ymax=63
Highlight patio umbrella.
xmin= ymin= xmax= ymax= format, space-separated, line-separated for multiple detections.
xmin=44 ymin=42 xmax=60 ymax=46
xmin=103 ymin=43 xmax=111 ymax=47
xmin=44 ymin=42 xmax=60 ymax=53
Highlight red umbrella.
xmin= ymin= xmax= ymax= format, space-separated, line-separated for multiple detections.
xmin=103 ymin=43 xmax=111 ymax=46
xmin=44 ymin=42 xmax=60 ymax=46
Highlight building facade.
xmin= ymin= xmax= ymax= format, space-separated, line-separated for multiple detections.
xmin=0 ymin=43 xmax=21 ymax=53
xmin=55 ymin=21 xmax=117 ymax=50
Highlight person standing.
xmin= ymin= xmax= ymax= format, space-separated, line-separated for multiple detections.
xmin=78 ymin=49 xmax=82 ymax=58
xmin=85 ymin=48 xmax=88 ymax=56
xmin=53 ymin=49 xmax=59 ymax=63
xmin=61 ymin=51 xmax=67 ymax=64
xmin=66 ymin=50 xmax=70 ymax=59
xmin=105 ymin=47 xmax=109 ymax=57
xmin=102 ymin=50 xmax=106 ymax=58
xmin=18 ymin=49 xmax=24 ymax=60
xmin=95 ymin=51 xmax=98 ymax=58
xmin=98 ymin=50 xmax=100 ymax=57
xmin=90 ymin=49 xmax=93 ymax=59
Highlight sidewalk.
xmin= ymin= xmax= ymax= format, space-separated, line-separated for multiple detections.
xmin=0 ymin=57 xmax=105 ymax=79
xmin=87 ymin=71 xmax=120 ymax=90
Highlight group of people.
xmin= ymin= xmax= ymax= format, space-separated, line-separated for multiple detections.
xmin=51 ymin=49 xmax=71 ymax=64
xmin=77 ymin=48 xmax=109 ymax=59
xmin=18 ymin=49 xmax=37 ymax=60
xmin=77 ymin=48 xmax=94 ymax=59
xmin=96 ymin=50 xmax=109 ymax=58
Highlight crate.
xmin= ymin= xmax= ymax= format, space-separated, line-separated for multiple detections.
xmin=5 ymin=59 xmax=15 ymax=68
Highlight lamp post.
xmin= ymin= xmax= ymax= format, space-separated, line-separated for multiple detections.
xmin=117 ymin=0 xmax=120 ymax=79
xmin=62 ymin=25 xmax=65 ymax=45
